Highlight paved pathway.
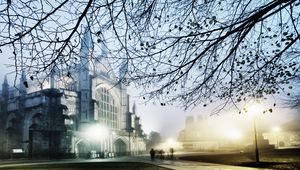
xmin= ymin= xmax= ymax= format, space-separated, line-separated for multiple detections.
xmin=0 ymin=156 xmax=270 ymax=170
xmin=132 ymin=156 xmax=271 ymax=170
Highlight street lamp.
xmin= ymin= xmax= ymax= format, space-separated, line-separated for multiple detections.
xmin=247 ymin=102 xmax=264 ymax=164
xmin=253 ymin=116 xmax=259 ymax=163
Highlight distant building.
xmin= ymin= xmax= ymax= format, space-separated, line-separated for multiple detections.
xmin=0 ymin=27 xmax=146 ymax=158
xmin=178 ymin=116 xmax=222 ymax=151
xmin=178 ymin=115 xmax=274 ymax=151
xmin=263 ymin=119 xmax=300 ymax=148
xmin=178 ymin=116 xmax=282 ymax=151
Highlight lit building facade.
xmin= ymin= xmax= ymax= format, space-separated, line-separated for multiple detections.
xmin=0 ymin=27 xmax=146 ymax=158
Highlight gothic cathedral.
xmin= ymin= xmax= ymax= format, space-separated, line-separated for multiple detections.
xmin=0 ymin=27 xmax=146 ymax=158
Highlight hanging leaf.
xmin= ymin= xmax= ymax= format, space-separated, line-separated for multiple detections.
xmin=23 ymin=81 xmax=28 ymax=88
xmin=15 ymin=33 xmax=22 ymax=37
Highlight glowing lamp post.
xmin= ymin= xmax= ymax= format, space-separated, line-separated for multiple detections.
xmin=253 ymin=116 xmax=259 ymax=163
xmin=247 ymin=102 xmax=264 ymax=164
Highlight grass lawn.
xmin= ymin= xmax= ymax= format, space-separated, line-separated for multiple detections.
xmin=180 ymin=148 xmax=300 ymax=170
xmin=0 ymin=162 xmax=170 ymax=170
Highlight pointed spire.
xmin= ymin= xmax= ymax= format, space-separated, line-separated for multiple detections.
xmin=94 ymin=39 xmax=108 ymax=63
xmin=3 ymin=75 xmax=8 ymax=84
xmin=98 ymin=39 xmax=108 ymax=58
xmin=132 ymin=101 xmax=136 ymax=114
xmin=119 ymin=59 xmax=128 ymax=80
xmin=2 ymin=75 xmax=9 ymax=99
xmin=81 ymin=26 xmax=93 ymax=52
xmin=50 ymin=69 xmax=55 ymax=89
xmin=80 ymin=25 xmax=93 ymax=72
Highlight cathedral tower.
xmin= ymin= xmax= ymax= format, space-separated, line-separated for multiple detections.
xmin=119 ymin=60 xmax=130 ymax=130
xmin=79 ymin=26 xmax=93 ymax=124
xmin=2 ymin=75 xmax=9 ymax=101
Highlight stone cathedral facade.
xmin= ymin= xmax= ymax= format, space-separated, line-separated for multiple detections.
xmin=0 ymin=27 xmax=146 ymax=158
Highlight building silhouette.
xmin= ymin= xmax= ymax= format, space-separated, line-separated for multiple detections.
xmin=0 ymin=27 xmax=146 ymax=158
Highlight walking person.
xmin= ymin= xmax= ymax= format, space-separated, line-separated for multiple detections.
xmin=150 ymin=148 xmax=155 ymax=161
xmin=170 ymin=148 xmax=174 ymax=160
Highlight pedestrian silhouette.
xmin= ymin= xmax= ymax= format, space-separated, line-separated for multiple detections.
xmin=170 ymin=148 xmax=174 ymax=160
xmin=150 ymin=148 xmax=155 ymax=161
xmin=159 ymin=149 xmax=165 ymax=160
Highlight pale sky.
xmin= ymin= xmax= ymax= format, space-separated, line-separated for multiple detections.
xmin=127 ymin=84 xmax=300 ymax=138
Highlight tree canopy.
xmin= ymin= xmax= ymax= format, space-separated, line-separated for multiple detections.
xmin=0 ymin=0 xmax=299 ymax=110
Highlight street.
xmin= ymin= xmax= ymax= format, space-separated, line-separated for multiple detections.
xmin=0 ymin=153 xmax=270 ymax=170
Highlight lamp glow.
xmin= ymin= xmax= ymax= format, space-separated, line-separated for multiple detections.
xmin=166 ymin=138 xmax=176 ymax=146
xmin=272 ymin=126 xmax=281 ymax=132
xmin=85 ymin=124 xmax=108 ymax=141
xmin=247 ymin=102 xmax=264 ymax=117
xmin=225 ymin=129 xmax=242 ymax=140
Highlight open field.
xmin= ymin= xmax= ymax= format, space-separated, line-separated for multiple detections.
xmin=179 ymin=148 xmax=300 ymax=170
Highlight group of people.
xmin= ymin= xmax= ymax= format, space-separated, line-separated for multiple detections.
xmin=149 ymin=148 xmax=174 ymax=161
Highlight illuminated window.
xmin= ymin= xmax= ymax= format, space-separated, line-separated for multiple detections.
xmin=96 ymin=87 xmax=118 ymax=129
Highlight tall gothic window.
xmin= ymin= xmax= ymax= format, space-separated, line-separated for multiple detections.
xmin=96 ymin=87 xmax=118 ymax=129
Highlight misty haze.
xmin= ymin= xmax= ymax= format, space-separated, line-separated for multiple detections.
xmin=0 ymin=0 xmax=300 ymax=170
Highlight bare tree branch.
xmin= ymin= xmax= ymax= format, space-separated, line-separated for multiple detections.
xmin=0 ymin=0 xmax=299 ymax=111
